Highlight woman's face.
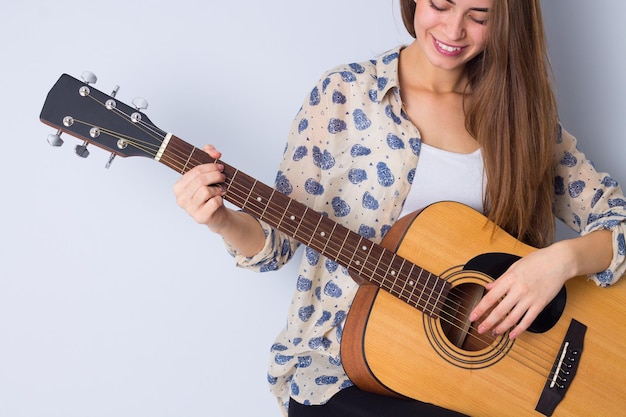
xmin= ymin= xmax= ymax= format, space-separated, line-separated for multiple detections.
xmin=413 ymin=0 xmax=492 ymax=71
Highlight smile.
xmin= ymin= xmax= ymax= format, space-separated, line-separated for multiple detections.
xmin=434 ymin=38 xmax=465 ymax=55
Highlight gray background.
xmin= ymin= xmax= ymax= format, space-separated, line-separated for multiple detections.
xmin=1 ymin=1 xmax=624 ymax=416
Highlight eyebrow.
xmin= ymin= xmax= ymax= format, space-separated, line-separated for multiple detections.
xmin=445 ymin=0 xmax=489 ymax=12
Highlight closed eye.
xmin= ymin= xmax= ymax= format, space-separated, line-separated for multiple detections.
xmin=429 ymin=0 xmax=446 ymax=12
xmin=429 ymin=0 xmax=489 ymax=25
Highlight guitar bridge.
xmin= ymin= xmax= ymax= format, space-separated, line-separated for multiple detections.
xmin=535 ymin=319 xmax=586 ymax=416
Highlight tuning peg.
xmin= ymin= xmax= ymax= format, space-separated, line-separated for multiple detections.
xmin=75 ymin=141 xmax=90 ymax=158
xmin=132 ymin=97 xmax=148 ymax=111
xmin=81 ymin=71 xmax=97 ymax=85
xmin=105 ymin=153 xmax=116 ymax=169
xmin=111 ymin=85 xmax=120 ymax=98
xmin=47 ymin=129 xmax=64 ymax=147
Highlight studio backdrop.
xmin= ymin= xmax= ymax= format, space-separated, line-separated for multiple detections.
xmin=0 ymin=1 xmax=624 ymax=416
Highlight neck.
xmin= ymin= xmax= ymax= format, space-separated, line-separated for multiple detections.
xmin=400 ymin=42 xmax=469 ymax=94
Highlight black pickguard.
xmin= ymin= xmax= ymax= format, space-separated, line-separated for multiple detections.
xmin=464 ymin=253 xmax=567 ymax=333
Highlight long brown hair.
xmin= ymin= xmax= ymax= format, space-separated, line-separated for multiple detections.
xmin=400 ymin=0 xmax=558 ymax=248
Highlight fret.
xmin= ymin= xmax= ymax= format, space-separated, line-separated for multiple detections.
xmin=335 ymin=226 xmax=353 ymax=269
xmin=348 ymin=234 xmax=363 ymax=266
xmin=432 ymin=277 xmax=451 ymax=317
xmin=39 ymin=73 xmax=454 ymax=322
xmin=319 ymin=220 xmax=338 ymax=259
xmin=285 ymin=201 xmax=308 ymax=238
xmin=409 ymin=265 xmax=427 ymax=308
xmin=264 ymin=191 xmax=292 ymax=230
xmin=181 ymin=147 xmax=196 ymax=174
xmin=421 ymin=272 xmax=439 ymax=314
xmin=226 ymin=169 xmax=246 ymax=208
xmin=381 ymin=252 xmax=398 ymax=291
xmin=413 ymin=269 xmax=430 ymax=311
xmin=402 ymin=259 xmax=422 ymax=304
xmin=372 ymin=249 xmax=400 ymax=295
xmin=159 ymin=135 xmax=189 ymax=173
xmin=302 ymin=212 xmax=321 ymax=247
xmin=243 ymin=178 xmax=272 ymax=221
xmin=392 ymin=256 xmax=410 ymax=300
xmin=278 ymin=193 xmax=293 ymax=228
xmin=355 ymin=240 xmax=375 ymax=277
xmin=307 ymin=214 xmax=326 ymax=253
xmin=243 ymin=178 xmax=259 ymax=213
xmin=430 ymin=275 xmax=450 ymax=317
xmin=253 ymin=181 xmax=274 ymax=218
xmin=276 ymin=198 xmax=294 ymax=233
xmin=160 ymin=137 xmax=446 ymax=318
xmin=292 ymin=205 xmax=309 ymax=242
xmin=260 ymin=188 xmax=276 ymax=220
xmin=369 ymin=246 xmax=392 ymax=289
xmin=346 ymin=236 xmax=363 ymax=271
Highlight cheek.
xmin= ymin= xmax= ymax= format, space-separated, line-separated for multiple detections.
xmin=413 ymin=13 xmax=437 ymax=39
xmin=470 ymin=28 xmax=489 ymax=51
xmin=413 ymin=2 xmax=440 ymax=32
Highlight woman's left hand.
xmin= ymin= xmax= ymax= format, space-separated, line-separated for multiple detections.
xmin=469 ymin=243 xmax=573 ymax=339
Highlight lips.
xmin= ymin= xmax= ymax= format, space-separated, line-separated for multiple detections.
xmin=433 ymin=37 xmax=466 ymax=56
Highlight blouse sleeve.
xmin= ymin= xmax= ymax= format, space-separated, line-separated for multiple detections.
xmin=225 ymin=71 xmax=337 ymax=272
xmin=553 ymin=126 xmax=626 ymax=286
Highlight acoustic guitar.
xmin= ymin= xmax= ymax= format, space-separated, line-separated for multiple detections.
xmin=40 ymin=73 xmax=626 ymax=416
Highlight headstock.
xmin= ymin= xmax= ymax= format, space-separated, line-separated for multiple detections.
xmin=40 ymin=72 xmax=166 ymax=168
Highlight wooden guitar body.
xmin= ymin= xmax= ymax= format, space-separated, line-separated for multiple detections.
xmin=342 ymin=202 xmax=626 ymax=416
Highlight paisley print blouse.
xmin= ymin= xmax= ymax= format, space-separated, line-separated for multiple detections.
xmin=225 ymin=46 xmax=626 ymax=415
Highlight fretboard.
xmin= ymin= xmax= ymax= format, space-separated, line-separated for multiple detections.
xmin=161 ymin=135 xmax=450 ymax=317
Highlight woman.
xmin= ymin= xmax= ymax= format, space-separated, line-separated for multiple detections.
xmin=173 ymin=0 xmax=626 ymax=415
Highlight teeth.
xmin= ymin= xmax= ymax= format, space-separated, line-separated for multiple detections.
xmin=436 ymin=40 xmax=461 ymax=52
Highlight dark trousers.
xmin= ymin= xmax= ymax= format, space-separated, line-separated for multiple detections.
xmin=288 ymin=386 xmax=469 ymax=417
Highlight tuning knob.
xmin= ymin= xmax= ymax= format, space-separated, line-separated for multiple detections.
xmin=132 ymin=97 xmax=148 ymax=110
xmin=81 ymin=71 xmax=97 ymax=85
xmin=105 ymin=153 xmax=116 ymax=169
xmin=75 ymin=141 xmax=90 ymax=158
xmin=47 ymin=129 xmax=64 ymax=147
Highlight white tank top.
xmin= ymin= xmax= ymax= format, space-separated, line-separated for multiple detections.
xmin=400 ymin=142 xmax=485 ymax=218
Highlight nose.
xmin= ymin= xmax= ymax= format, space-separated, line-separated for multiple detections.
xmin=443 ymin=12 xmax=466 ymax=40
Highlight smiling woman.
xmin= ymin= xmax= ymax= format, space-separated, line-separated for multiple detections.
xmin=413 ymin=0 xmax=491 ymax=67
xmin=3 ymin=1 xmax=626 ymax=417
xmin=171 ymin=0 xmax=626 ymax=416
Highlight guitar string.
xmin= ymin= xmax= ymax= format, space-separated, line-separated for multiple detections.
xmin=80 ymin=97 xmax=567 ymax=385
xmin=79 ymin=94 xmax=505 ymax=329
xmin=154 ymin=130 xmax=566 ymax=384
xmin=102 ymin=113 xmax=563 ymax=380
xmin=158 ymin=137 xmax=568 ymax=385
xmin=80 ymin=95 xmax=558 ymax=361
xmin=80 ymin=95 xmax=532 ymax=343
xmin=100 ymin=108 xmax=563 ymax=379
xmin=191 ymin=152 xmax=566 ymax=383
xmin=159 ymin=136 xmax=479 ymax=318
xmin=163 ymin=139 xmax=486 ymax=323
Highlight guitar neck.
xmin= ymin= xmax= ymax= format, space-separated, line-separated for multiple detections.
xmin=159 ymin=134 xmax=449 ymax=317
xmin=37 ymin=71 xmax=448 ymax=317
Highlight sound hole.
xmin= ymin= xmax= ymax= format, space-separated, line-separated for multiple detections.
xmin=440 ymin=282 xmax=494 ymax=351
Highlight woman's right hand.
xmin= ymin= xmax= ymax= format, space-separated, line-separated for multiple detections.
xmin=173 ymin=145 xmax=229 ymax=231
